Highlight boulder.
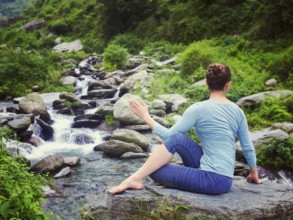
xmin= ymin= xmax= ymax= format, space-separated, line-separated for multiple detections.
xmin=95 ymin=140 xmax=143 ymax=157
xmin=236 ymin=128 xmax=289 ymax=159
xmin=158 ymin=94 xmax=187 ymax=112
xmin=95 ymin=105 xmax=114 ymax=117
xmin=152 ymin=115 xmax=169 ymax=127
xmin=120 ymin=152 xmax=148 ymax=159
xmin=151 ymin=99 xmax=166 ymax=110
xmin=265 ymin=78 xmax=277 ymax=87
xmin=236 ymin=90 xmax=293 ymax=108
xmin=19 ymin=93 xmax=50 ymax=122
xmin=150 ymin=108 xmax=166 ymax=117
xmin=54 ymin=167 xmax=71 ymax=179
xmin=7 ymin=116 xmax=32 ymax=133
xmin=111 ymin=129 xmax=149 ymax=151
xmin=113 ymin=93 xmax=145 ymax=125
xmin=72 ymin=119 xmax=102 ymax=128
xmin=272 ymin=122 xmax=293 ymax=134
xmin=30 ymin=154 xmax=64 ymax=174
xmin=63 ymin=157 xmax=80 ymax=166
xmin=29 ymin=134 xmax=45 ymax=147
xmin=88 ymin=81 xmax=113 ymax=91
xmin=191 ymin=79 xmax=206 ymax=88
xmin=36 ymin=118 xmax=54 ymax=141
xmin=85 ymin=176 xmax=293 ymax=220
xmin=59 ymin=92 xmax=80 ymax=102
xmin=17 ymin=20 xmax=45 ymax=32
xmin=87 ymin=89 xmax=117 ymax=99
xmin=62 ymin=76 xmax=77 ymax=86
xmin=122 ymin=125 xmax=151 ymax=132
xmin=53 ymin=40 xmax=83 ymax=53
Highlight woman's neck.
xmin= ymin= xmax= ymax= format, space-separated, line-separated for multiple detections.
xmin=209 ymin=90 xmax=230 ymax=103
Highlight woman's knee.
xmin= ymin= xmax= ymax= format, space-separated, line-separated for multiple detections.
xmin=164 ymin=133 xmax=188 ymax=153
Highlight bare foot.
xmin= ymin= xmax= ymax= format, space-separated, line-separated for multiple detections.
xmin=108 ymin=175 xmax=143 ymax=195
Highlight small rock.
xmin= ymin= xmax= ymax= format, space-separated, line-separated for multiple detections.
xmin=54 ymin=167 xmax=71 ymax=179
xmin=120 ymin=152 xmax=148 ymax=159
xmin=63 ymin=157 xmax=80 ymax=166
xmin=265 ymin=78 xmax=277 ymax=87
xmin=30 ymin=154 xmax=64 ymax=174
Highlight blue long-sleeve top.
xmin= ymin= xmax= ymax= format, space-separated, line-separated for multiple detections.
xmin=154 ymin=99 xmax=256 ymax=178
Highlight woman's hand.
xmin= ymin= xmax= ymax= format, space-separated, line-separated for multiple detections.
xmin=129 ymin=100 xmax=149 ymax=120
xmin=129 ymin=100 xmax=156 ymax=130
xmin=247 ymin=167 xmax=263 ymax=184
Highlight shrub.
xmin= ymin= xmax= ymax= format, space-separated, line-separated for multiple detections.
xmin=51 ymin=20 xmax=71 ymax=35
xmin=110 ymin=34 xmax=144 ymax=54
xmin=177 ymin=41 xmax=216 ymax=80
xmin=257 ymin=137 xmax=293 ymax=170
xmin=103 ymin=44 xmax=129 ymax=70
xmin=0 ymin=127 xmax=51 ymax=219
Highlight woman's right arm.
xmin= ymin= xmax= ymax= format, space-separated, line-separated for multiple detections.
xmin=130 ymin=100 xmax=198 ymax=141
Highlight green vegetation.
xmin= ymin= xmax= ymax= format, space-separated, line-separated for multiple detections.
xmin=103 ymin=44 xmax=129 ymax=71
xmin=104 ymin=114 xmax=116 ymax=126
xmin=257 ymin=137 xmax=293 ymax=170
xmin=0 ymin=0 xmax=33 ymax=18
xmin=0 ymin=128 xmax=51 ymax=219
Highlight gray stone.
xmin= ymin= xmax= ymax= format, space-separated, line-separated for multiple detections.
xmin=191 ymin=79 xmax=206 ymax=88
xmin=273 ymin=122 xmax=293 ymax=134
xmin=150 ymin=108 xmax=166 ymax=117
xmin=95 ymin=105 xmax=114 ymax=117
xmin=151 ymin=115 xmax=169 ymax=127
xmin=111 ymin=129 xmax=149 ymax=151
xmin=120 ymin=152 xmax=148 ymax=159
xmin=17 ymin=20 xmax=45 ymax=32
xmin=120 ymin=70 xmax=153 ymax=92
xmin=265 ymin=78 xmax=277 ymax=87
xmin=54 ymin=37 xmax=62 ymax=44
xmin=7 ymin=116 xmax=32 ymax=132
xmin=87 ymin=89 xmax=117 ymax=99
xmin=88 ymin=81 xmax=113 ymax=91
xmin=30 ymin=154 xmax=64 ymax=174
xmin=19 ymin=93 xmax=50 ymax=122
xmin=62 ymin=76 xmax=77 ymax=86
xmin=151 ymin=99 xmax=166 ymax=110
xmin=158 ymin=94 xmax=187 ymax=112
xmin=113 ymin=93 xmax=145 ymax=125
xmin=122 ymin=125 xmax=151 ymax=132
xmin=96 ymin=140 xmax=143 ymax=157
xmin=237 ymin=128 xmax=289 ymax=157
xmin=59 ymin=92 xmax=80 ymax=102
xmin=36 ymin=118 xmax=54 ymax=141
xmin=236 ymin=90 xmax=293 ymax=107
xmin=54 ymin=167 xmax=71 ymax=179
xmin=161 ymin=56 xmax=177 ymax=65
xmin=63 ymin=157 xmax=80 ymax=166
xmin=29 ymin=134 xmax=45 ymax=146
xmin=85 ymin=176 xmax=293 ymax=220
xmin=53 ymin=39 xmax=83 ymax=52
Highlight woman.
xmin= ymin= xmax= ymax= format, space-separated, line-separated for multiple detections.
xmin=109 ymin=63 xmax=263 ymax=195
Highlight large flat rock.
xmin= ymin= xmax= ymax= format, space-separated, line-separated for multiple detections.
xmin=85 ymin=176 xmax=293 ymax=219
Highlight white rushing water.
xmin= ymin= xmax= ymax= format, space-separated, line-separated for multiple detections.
xmin=25 ymin=109 xmax=102 ymax=162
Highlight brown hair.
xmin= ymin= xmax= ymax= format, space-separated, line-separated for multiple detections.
xmin=206 ymin=63 xmax=231 ymax=91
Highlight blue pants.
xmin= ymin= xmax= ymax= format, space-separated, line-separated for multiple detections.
xmin=149 ymin=133 xmax=233 ymax=195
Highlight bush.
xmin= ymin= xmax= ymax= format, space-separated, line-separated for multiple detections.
xmin=257 ymin=137 xmax=293 ymax=170
xmin=177 ymin=41 xmax=216 ymax=80
xmin=51 ymin=20 xmax=71 ymax=35
xmin=0 ymin=128 xmax=51 ymax=219
xmin=110 ymin=34 xmax=144 ymax=54
xmin=103 ymin=44 xmax=129 ymax=70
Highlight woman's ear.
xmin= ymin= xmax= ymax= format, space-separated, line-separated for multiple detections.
xmin=225 ymin=81 xmax=231 ymax=92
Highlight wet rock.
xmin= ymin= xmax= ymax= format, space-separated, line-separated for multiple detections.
xmin=54 ymin=167 xmax=71 ymax=179
xmin=88 ymin=81 xmax=113 ymax=91
xmin=120 ymin=152 xmax=148 ymax=159
xmin=59 ymin=92 xmax=80 ymax=102
xmin=64 ymin=157 xmax=80 ymax=166
xmin=19 ymin=93 xmax=50 ymax=122
xmin=111 ymin=129 xmax=149 ymax=151
xmin=53 ymin=99 xmax=66 ymax=110
xmin=7 ymin=116 xmax=32 ymax=132
xmin=72 ymin=133 xmax=94 ymax=145
xmin=53 ymin=39 xmax=83 ymax=53
xmin=30 ymin=154 xmax=64 ymax=174
xmin=17 ymin=130 xmax=33 ymax=142
xmin=6 ymin=106 xmax=20 ymax=114
xmin=95 ymin=140 xmax=143 ymax=157
xmin=85 ymin=176 xmax=293 ymax=220
xmin=96 ymin=121 xmax=121 ymax=131
xmin=236 ymin=90 xmax=293 ymax=108
xmin=36 ymin=118 xmax=54 ymax=141
xmin=87 ymin=89 xmax=117 ymax=99
xmin=72 ymin=119 xmax=102 ymax=128
xmin=74 ymin=114 xmax=103 ymax=122
xmin=28 ymin=134 xmax=45 ymax=146
xmin=113 ymin=93 xmax=145 ymax=125
xmin=158 ymin=94 xmax=187 ymax=112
